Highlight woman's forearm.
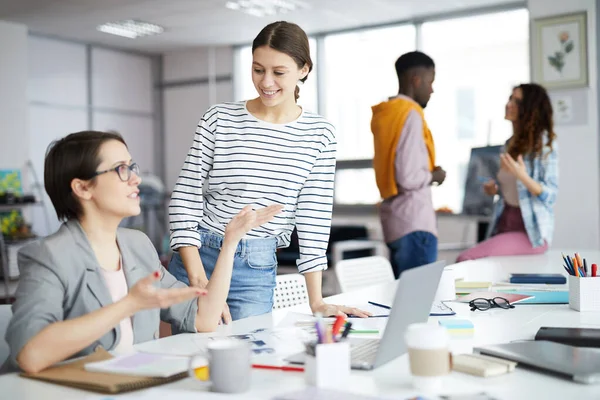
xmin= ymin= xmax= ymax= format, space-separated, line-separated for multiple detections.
xmin=519 ymin=173 xmax=543 ymax=196
xmin=194 ymin=240 xmax=236 ymax=332
xmin=304 ymin=270 xmax=324 ymax=310
xmin=179 ymin=246 xmax=207 ymax=286
xmin=17 ymin=297 xmax=138 ymax=373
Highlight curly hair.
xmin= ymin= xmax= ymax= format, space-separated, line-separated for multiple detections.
xmin=506 ymin=83 xmax=556 ymax=160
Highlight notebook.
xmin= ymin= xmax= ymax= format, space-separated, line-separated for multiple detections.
xmin=497 ymin=290 xmax=568 ymax=304
xmin=509 ymin=273 xmax=566 ymax=284
xmin=21 ymin=349 xmax=189 ymax=394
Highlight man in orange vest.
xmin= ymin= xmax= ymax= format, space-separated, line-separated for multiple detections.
xmin=371 ymin=51 xmax=446 ymax=278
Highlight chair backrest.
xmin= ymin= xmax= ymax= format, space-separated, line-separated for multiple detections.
xmin=273 ymin=274 xmax=308 ymax=310
xmin=335 ymin=255 xmax=395 ymax=293
xmin=0 ymin=304 xmax=12 ymax=367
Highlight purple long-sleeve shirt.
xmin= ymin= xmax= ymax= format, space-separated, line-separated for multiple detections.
xmin=379 ymin=96 xmax=437 ymax=243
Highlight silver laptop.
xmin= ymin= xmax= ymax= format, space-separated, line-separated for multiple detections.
xmin=476 ymin=341 xmax=600 ymax=384
xmin=285 ymin=260 xmax=446 ymax=370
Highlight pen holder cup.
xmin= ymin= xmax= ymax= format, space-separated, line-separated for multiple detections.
xmin=305 ymin=342 xmax=350 ymax=389
xmin=569 ymin=275 xmax=600 ymax=312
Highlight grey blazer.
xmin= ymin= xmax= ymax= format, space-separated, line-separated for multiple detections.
xmin=3 ymin=220 xmax=198 ymax=371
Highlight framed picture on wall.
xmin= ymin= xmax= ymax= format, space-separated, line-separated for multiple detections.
xmin=532 ymin=12 xmax=588 ymax=89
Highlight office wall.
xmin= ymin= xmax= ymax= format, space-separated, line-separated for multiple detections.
xmin=528 ymin=0 xmax=599 ymax=250
xmin=25 ymin=36 xmax=158 ymax=236
xmin=0 ymin=21 xmax=28 ymax=170
xmin=162 ymin=46 xmax=233 ymax=191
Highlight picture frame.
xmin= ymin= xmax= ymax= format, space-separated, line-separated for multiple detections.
xmin=532 ymin=12 xmax=588 ymax=89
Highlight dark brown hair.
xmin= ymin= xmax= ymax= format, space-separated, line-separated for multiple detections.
xmin=44 ymin=131 xmax=126 ymax=221
xmin=506 ymin=83 xmax=556 ymax=160
xmin=252 ymin=21 xmax=312 ymax=102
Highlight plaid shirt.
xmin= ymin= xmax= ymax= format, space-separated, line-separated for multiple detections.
xmin=488 ymin=142 xmax=559 ymax=247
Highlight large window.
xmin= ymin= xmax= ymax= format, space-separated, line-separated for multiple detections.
xmin=321 ymin=25 xmax=416 ymax=161
xmin=233 ymin=38 xmax=318 ymax=113
xmin=422 ymin=9 xmax=530 ymax=212
xmin=232 ymin=8 xmax=530 ymax=209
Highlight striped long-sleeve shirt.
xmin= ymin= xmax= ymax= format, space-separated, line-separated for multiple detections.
xmin=169 ymin=101 xmax=337 ymax=274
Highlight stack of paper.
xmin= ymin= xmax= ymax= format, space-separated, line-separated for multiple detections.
xmin=455 ymin=281 xmax=492 ymax=295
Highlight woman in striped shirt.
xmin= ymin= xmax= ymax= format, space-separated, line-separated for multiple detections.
xmin=168 ymin=21 xmax=369 ymax=322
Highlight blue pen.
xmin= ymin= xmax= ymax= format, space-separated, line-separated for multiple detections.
xmin=565 ymin=255 xmax=574 ymax=274
xmin=477 ymin=176 xmax=493 ymax=184
xmin=368 ymin=301 xmax=391 ymax=310
xmin=561 ymin=254 xmax=571 ymax=275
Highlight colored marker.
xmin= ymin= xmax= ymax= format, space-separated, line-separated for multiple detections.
xmin=252 ymin=364 xmax=304 ymax=372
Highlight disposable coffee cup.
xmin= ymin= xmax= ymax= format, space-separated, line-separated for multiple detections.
xmin=404 ymin=323 xmax=450 ymax=393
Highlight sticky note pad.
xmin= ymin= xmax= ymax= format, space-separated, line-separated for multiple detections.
xmin=439 ymin=319 xmax=474 ymax=336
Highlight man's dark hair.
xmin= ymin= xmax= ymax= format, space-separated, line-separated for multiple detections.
xmin=395 ymin=51 xmax=435 ymax=83
xmin=44 ymin=131 xmax=126 ymax=221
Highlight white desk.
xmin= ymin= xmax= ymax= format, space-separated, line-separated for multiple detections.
xmin=2 ymin=250 xmax=600 ymax=399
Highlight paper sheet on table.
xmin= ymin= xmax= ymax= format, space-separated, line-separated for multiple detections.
xmin=106 ymin=387 xmax=257 ymax=399
xmin=136 ymin=335 xmax=212 ymax=357
xmin=274 ymin=387 xmax=395 ymax=400
xmin=136 ymin=328 xmax=307 ymax=361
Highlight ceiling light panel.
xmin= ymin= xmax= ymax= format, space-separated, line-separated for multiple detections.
xmin=97 ymin=19 xmax=164 ymax=39
xmin=225 ymin=0 xmax=310 ymax=17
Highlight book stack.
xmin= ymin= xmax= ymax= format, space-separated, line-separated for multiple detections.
xmin=455 ymin=281 xmax=492 ymax=295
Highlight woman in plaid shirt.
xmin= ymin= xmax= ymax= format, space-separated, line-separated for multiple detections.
xmin=457 ymin=83 xmax=558 ymax=261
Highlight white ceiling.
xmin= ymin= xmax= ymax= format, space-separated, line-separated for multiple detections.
xmin=0 ymin=0 xmax=522 ymax=53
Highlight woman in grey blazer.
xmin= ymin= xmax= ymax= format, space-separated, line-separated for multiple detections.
xmin=4 ymin=131 xmax=282 ymax=373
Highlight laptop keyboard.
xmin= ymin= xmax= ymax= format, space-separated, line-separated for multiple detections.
xmin=351 ymin=339 xmax=380 ymax=366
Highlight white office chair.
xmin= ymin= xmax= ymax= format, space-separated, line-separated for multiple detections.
xmin=335 ymin=255 xmax=395 ymax=293
xmin=331 ymin=239 xmax=389 ymax=268
xmin=0 ymin=304 xmax=12 ymax=367
xmin=273 ymin=274 xmax=309 ymax=310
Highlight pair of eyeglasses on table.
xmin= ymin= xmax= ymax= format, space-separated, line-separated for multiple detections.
xmin=469 ymin=297 xmax=515 ymax=312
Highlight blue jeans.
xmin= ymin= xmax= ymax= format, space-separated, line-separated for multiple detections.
xmin=387 ymin=231 xmax=438 ymax=279
xmin=168 ymin=229 xmax=278 ymax=325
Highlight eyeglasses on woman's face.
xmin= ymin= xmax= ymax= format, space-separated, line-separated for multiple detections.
xmin=469 ymin=297 xmax=515 ymax=312
xmin=93 ymin=163 xmax=140 ymax=182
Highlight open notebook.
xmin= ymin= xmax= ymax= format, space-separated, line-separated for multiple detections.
xmin=21 ymin=349 xmax=189 ymax=394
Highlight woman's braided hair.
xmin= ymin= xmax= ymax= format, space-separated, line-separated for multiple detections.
xmin=506 ymin=83 xmax=556 ymax=160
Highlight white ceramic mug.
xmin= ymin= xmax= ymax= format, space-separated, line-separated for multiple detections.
xmin=188 ymin=339 xmax=252 ymax=393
